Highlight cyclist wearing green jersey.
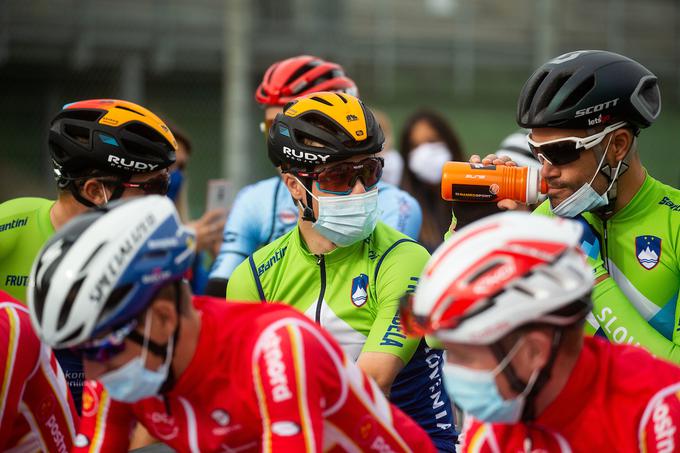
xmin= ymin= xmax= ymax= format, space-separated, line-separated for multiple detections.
xmin=227 ymin=92 xmax=456 ymax=450
xmin=472 ymin=50 xmax=680 ymax=363
xmin=0 ymin=99 xmax=177 ymax=410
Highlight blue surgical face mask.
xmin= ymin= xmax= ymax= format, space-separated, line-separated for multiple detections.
xmin=551 ymin=135 xmax=623 ymax=218
xmin=442 ymin=338 xmax=539 ymax=423
xmin=166 ymin=169 xmax=184 ymax=202
xmin=98 ymin=312 xmax=174 ymax=403
xmin=296 ymin=178 xmax=379 ymax=247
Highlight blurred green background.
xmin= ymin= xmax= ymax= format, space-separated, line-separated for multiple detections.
xmin=1 ymin=0 xmax=678 ymax=218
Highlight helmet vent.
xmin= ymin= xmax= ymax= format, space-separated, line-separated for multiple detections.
xmin=63 ymin=124 xmax=91 ymax=146
xmin=59 ymin=325 xmax=84 ymax=346
xmin=115 ymin=105 xmax=145 ymax=117
xmin=521 ymin=70 xmax=550 ymax=117
xmin=537 ymin=73 xmax=572 ymax=113
xmin=335 ymin=93 xmax=348 ymax=104
xmin=310 ymin=96 xmax=334 ymax=107
xmin=124 ymin=123 xmax=166 ymax=143
xmin=286 ymin=63 xmax=317 ymax=86
xmin=637 ymin=78 xmax=661 ymax=115
xmin=59 ymin=276 xmax=86 ymax=330
xmin=60 ymin=110 xmax=103 ymax=122
xmin=558 ymin=75 xmax=595 ymax=112
xmin=99 ymin=283 xmax=135 ymax=323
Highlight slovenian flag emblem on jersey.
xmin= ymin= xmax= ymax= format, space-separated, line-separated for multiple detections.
xmin=636 ymin=235 xmax=661 ymax=270
xmin=351 ymin=274 xmax=369 ymax=307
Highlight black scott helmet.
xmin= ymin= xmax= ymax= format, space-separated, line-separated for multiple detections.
xmin=267 ymin=91 xmax=384 ymax=169
xmin=49 ymin=99 xmax=177 ymax=184
xmin=517 ymin=50 xmax=661 ymax=130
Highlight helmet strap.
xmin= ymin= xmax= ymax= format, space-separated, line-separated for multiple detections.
xmin=594 ymin=134 xmax=634 ymax=217
xmin=293 ymin=176 xmax=317 ymax=222
xmin=490 ymin=327 xmax=564 ymax=423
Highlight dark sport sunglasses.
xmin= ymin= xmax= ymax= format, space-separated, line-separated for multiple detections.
xmin=105 ymin=173 xmax=170 ymax=196
xmin=527 ymin=121 xmax=626 ymax=166
xmin=72 ymin=319 xmax=139 ymax=362
xmin=293 ymin=157 xmax=384 ymax=195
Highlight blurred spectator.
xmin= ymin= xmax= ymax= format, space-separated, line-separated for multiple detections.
xmin=167 ymin=122 xmax=225 ymax=293
xmin=398 ymin=109 xmax=464 ymax=251
xmin=373 ymin=109 xmax=404 ymax=185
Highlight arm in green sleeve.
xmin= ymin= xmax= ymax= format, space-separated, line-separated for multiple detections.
xmin=362 ymin=242 xmax=430 ymax=364
xmin=225 ymin=258 xmax=262 ymax=302
xmin=592 ymin=277 xmax=680 ymax=364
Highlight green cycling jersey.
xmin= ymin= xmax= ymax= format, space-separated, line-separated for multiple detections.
xmin=535 ymin=172 xmax=680 ymax=363
xmin=0 ymin=198 xmax=55 ymax=303
xmin=227 ymin=221 xmax=427 ymax=362
xmin=226 ymin=221 xmax=458 ymax=446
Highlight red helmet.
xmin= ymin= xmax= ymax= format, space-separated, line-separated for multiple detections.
xmin=255 ymin=55 xmax=358 ymax=106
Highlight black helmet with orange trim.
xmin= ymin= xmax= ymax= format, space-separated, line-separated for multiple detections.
xmin=267 ymin=91 xmax=384 ymax=170
xmin=255 ymin=56 xmax=358 ymax=107
xmin=49 ymin=99 xmax=177 ymax=185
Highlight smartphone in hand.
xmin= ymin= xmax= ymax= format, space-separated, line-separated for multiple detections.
xmin=206 ymin=179 xmax=233 ymax=212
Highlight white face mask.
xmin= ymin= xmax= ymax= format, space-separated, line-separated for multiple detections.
xmin=408 ymin=142 xmax=452 ymax=184
xmin=296 ymin=178 xmax=379 ymax=247
xmin=551 ymin=135 xmax=623 ymax=218
xmin=98 ymin=312 xmax=174 ymax=403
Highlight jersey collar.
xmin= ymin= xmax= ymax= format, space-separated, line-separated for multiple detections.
xmin=606 ymin=171 xmax=654 ymax=223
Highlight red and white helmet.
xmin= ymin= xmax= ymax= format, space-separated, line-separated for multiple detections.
xmin=255 ymin=55 xmax=358 ymax=106
xmin=401 ymin=212 xmax=593 ymax=344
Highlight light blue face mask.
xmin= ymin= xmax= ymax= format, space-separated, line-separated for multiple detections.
xmin=551 ymin=135 xmax=623 ymax=218
xmin=442 ymin=338 xmax=539 ymax=423
xmin=98 ymin=313 xmax=174 ymax=403
xmin=297 ymin=178 xmax=379 ymax=247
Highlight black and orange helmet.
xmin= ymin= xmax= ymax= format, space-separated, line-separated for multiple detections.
xmin=267 ymin=92 xmax=384 ymax=169
xmin=49 ymin=99 xmax=177 ymax=183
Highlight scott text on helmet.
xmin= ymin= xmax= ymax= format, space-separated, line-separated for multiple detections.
xmin=574 ymin=98 xmax=619 ymax=118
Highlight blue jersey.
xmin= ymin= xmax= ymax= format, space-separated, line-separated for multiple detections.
xmin=210 ymin=176 xmax=422 ymax=281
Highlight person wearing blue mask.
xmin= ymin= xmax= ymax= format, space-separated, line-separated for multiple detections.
xmin=227 ymin=91 xmax=457 ymax=451
xmin=166 ymin=125 xmax=225 ymax=294
xmin=401 ymin=212 xmax=680 ymax=452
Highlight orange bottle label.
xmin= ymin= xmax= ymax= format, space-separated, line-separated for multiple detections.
xmin=441 ymin=162 xmax=546 ymax=203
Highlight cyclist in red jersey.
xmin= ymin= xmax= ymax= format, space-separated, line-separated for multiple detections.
xmin=27 ymin=196 xmax=434 ymax=452
xmin=0 ymin=290 xmax=78 ymax=451
xmin=401 ymin=212 xmax=680 ymax=452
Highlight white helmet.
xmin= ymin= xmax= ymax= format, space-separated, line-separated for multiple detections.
xmin=28 ymin=196 xmax=195 ymax=349
xmin=496 ymin=129 xmax=541 ymax=170
xmin=401 ymin=212 xmax=593 ymax=344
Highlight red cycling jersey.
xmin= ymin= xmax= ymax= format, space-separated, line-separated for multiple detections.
xmin=74 ymin=296 xmax=435 ymax=452
xmin=459 ymin=336 xmax=680 ymax=452
xmin=0 ymin=290 xmax=78 ymax=452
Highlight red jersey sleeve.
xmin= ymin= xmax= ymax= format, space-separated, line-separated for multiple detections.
xmin=0 ymin=300 xmax=78 ymax=452
xmin=251 ymin=320 xmax=324 ymax=452
xmin=638 ymin=382 xmax=680 ymax=453
xmin=74 ymin=380 xmax=137 ymax=452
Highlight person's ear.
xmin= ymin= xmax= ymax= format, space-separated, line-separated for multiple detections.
xmin=607 ymin=128 xmax=634 ymax=165
xmin=282 ymin=173 xmax=306 ymax=201
xmin=148 ymin=298 xmax=178 ymax=343
xmin=81 ymin=178 xmax=110 ymax=205
xmin=518 ymin=330 xmax=552 ymax=371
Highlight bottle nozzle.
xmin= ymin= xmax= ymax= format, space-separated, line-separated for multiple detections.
xmin=540 ymin=178 xmax=548 ymax=194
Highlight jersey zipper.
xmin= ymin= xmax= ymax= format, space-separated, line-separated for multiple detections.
xmin=315 ymin=255 xmax=327 ymax=324
xmin=601 ymin=219 xmax=609 ymax=272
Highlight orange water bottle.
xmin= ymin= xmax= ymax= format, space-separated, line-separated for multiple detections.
xmin=441 ymin=162 xmax=547 ymax=204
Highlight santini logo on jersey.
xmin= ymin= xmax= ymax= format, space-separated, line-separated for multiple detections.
xmin=659 ymin=196 xmax=680 ymax=212
xmin=0 ymin=217 xmax=28 ymax=233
